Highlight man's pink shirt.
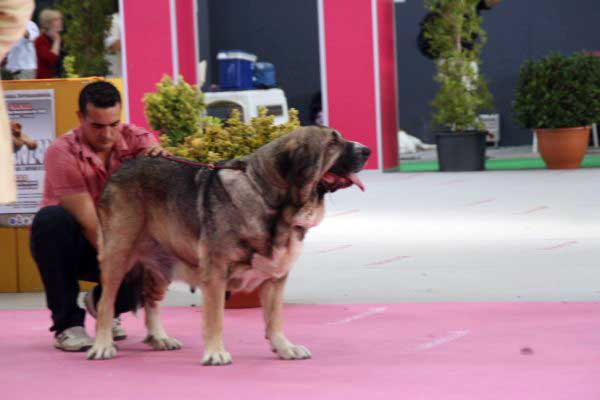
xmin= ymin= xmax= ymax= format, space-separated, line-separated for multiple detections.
xmin=41 ymin=124 xmax=157 ymax=207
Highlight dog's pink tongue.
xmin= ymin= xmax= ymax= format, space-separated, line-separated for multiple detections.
xmin=322 ymin=173 xmax=337 ymax=184
xmin=348 ymin=173 xmax=365 ymax=191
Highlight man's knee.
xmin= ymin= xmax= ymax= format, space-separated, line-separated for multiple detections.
xmin=30 ymin=206 xmax=79 ymax=250
xmin=32 ymin=205 xmax=73 ymax=224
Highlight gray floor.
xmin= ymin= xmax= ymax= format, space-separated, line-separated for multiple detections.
xmin=1 ymin=168 xmax=599 ymax=310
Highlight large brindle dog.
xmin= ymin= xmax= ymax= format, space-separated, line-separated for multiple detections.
xmin=87 ymin=126 xmax=370 ymax=365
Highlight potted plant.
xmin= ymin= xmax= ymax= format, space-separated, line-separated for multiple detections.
xmin=144 ymin=75 xmax=300 ymax=308
xmin=513 ymin=53 xmax=600 ymax=169
xmin=423 ymin=0 xmax=494 ymax=171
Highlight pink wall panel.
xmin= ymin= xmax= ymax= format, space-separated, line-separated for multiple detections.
xmin=176 ymin=0 xmax=197 ymax=85
xmin=323 ymin=0 xmax=378 ymax=170
xmin=122 ymin=0 xmax=173 ymax=129
xmin=377 ymin=0 xmax=399 ymax=170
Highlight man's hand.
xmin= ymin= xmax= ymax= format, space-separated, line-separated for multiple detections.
xmin=144 ymin=145 xmax=170 ymax=157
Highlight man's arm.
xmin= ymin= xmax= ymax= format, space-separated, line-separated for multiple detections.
xmin=126 ymin=125 xmax=170 ymax=157
xmin=43 ymin=144 xmax=98 ymax=246
xmin=27 ymin=20 xmax=39 ymax=41
xmin=59 ymin=192 xmax=99 ymax=249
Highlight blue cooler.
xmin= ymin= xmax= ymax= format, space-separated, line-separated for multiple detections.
xmin=253 ymin=62 xmax=276 ymax=88
xmin=217 ymin=50 xmax=257 ymax=90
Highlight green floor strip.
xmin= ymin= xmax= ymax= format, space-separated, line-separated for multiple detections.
xmin=397 ymin=154 xmax=600 ymax=172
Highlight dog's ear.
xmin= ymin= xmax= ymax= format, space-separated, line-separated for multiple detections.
xmin=277 ymin=140 xmax=322 ymax=206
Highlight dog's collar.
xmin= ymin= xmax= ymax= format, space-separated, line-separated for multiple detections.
xmin=159 ymin=155 xmax=247 ymax=172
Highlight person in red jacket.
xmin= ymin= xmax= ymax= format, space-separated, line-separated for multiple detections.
xmin=34 ymin=9 xmax=63 ymax=79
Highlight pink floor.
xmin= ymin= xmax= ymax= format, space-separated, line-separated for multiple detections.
xmin=1 ymin=302 xmax=599 ymax=400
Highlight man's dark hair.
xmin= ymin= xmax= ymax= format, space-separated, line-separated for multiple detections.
xmin=78 ymin=81 xmax=121 ymax=115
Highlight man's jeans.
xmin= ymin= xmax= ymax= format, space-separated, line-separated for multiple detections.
xmin=30 ymin=206 xmax=140 ymax=335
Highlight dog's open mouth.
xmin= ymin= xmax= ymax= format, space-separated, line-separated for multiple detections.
xmin=319 ymin=172 xmax=365 ymax=193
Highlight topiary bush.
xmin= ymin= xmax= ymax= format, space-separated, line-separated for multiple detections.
xmin=58 ymin=0 xmax=113 ymax=77
xmin=424 ymin=0 xmax=493 ymax=132
xmin=513 ymin=52 xmax=600 ymax=129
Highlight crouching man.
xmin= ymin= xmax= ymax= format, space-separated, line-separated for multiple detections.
xmin=30 ymin=81 xmax=168 ymax=351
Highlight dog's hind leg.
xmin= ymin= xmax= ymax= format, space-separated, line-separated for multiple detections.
xmin=260 ymin=275 xmax=311 ymax=360
xmin=144 ymin=303 xmax=182 ymax=351
xmin=140 ymin=264 xmax=182 ymax=351
xmin=200 ymin=266 xmax=231 ymax=366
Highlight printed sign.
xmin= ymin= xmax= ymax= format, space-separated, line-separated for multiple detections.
xmin=0 ymin=89 xmax=55 ymax=227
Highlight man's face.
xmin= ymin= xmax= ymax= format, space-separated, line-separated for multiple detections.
xmin=78 ymin=103 xmax=121 ymax=153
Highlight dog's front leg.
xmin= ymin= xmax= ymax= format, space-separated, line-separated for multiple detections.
xmin=260 ymin=275 xmax=311 ymax=360
xmin=200 ymin=272 xmax=231 ymax=366
xmin=87 ymin=268 xmax=123 ymax=360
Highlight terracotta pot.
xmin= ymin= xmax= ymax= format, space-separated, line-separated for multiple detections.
xmin=535 ymin=126 xmax=590 ymax=169
xmin=225 ymin=289 xmax=261 ymax=309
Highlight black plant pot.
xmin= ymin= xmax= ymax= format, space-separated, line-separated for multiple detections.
xmin=435 ymin=131 xmax=487 ymax=172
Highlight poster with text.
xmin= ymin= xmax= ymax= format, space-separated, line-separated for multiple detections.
xmin=0 ymin=89 xmax=55 ymax=227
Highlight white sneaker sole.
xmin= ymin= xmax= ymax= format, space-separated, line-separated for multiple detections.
xmin=53 ymin=342 xmax=93 ymax=352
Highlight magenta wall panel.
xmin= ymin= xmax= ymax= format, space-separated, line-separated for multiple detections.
xmin=176 ymin=0 xmax=198 ymax=85
xmin=377 ymin=0 xmax=399 ymax=170
xmin=320 ymin=0 xmax=398 ymax=170
xmin=122 ymin=0 xmax=174 ymax=129
xmin=322 ymin=0 xmax=378 ymax=170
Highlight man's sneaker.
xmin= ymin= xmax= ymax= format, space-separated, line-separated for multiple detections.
xmin=112 ymin=317 xmax=127 ymax=341
xmin=83 ymin=290 xmax=127 ymax=341
xmin=54 ymin=326 xmax=93 ymax=352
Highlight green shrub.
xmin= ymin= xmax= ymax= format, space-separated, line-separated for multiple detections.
xmin=143 ymin=75 xmax=205 ymax=146
xmin=161 ymin=108 xmax=300 ymax=164
xmin=58 ymin=0 xmax=113 ymax=77
xmin=424 ymin=0 xmax=493 ymax=132
xmin=513 ymin=53 xmax=600 ymax=129
xmin=63 ymin=55 xmax=79 ymax=78
xmin=143 ymin=74 xmax=300 ymax=164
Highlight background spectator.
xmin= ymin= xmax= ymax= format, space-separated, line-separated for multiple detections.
xmin=5 ymin=19 xmax=39 ymax=80
xmin=104 ymin=12 xmax=121 ymax=77
xmin=35 ymin=8 xmax=64 ymax=79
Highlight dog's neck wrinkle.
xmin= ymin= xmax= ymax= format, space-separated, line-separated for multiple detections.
xmin=245 ymin=159 xmax=287 ymax=208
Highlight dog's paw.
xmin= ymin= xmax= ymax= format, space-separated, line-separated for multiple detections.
xmin=274 ymin=344 xmax=312 ymax=360
xmin=86 ymin=342 xmax=117 ymax=360
xmin=202 ymin=350 xmax=232 ymax=366
xmin=143 ymin=335 xmax=182 ymax=351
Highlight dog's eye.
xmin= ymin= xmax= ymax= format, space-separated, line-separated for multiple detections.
xmin=328 ymin=132 xmax=340 ymax=147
